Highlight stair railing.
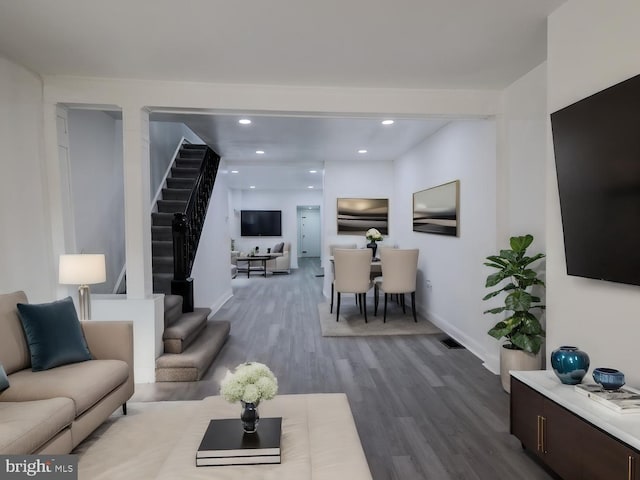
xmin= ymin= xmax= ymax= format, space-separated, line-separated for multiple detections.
xmin=171 ymin=146 xmax=220 ymax=312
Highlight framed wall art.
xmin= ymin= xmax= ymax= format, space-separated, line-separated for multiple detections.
xmin=337 ymin=198 xmax=389 ymax=235
xmin=412 ymin=180 xmax=459 ymax=236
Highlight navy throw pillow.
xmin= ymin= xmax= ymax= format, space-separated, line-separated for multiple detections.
xmin=17 ymin=297 xmax=92 ymax=371
xmin=0 ymin=363 xmax=9 ymax=392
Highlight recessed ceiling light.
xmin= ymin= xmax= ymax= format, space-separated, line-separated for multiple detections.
xmin=358 ymin=149 xmax=368 ymax=154
xmin=238 ymin=119 xmax=251 ymax=125
xmin=255 ymin=150 xmax=265 ymax=154
xmin=382 ymin=119 xmax=395 ymax=125
xmin=249 ymin=185 xmax=256 ymax=189
xmin=309 ymin=170 xmax=317 ymax=173
xmin=308 ymin=186 xmax=314 ymax=189
xmin=231 ymin=170 xmax=239 ymax=174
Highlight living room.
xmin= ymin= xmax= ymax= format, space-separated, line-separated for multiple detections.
xmin=2 ymin=1 xmax=640 ymax=478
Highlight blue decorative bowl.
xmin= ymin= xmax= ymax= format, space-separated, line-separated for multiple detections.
xmin=593 ymin=367 xmax=625 ymax=391
xmin=550 ymin=346 xmax=590 ymax=385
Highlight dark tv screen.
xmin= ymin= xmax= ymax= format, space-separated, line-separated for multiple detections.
xmin=550 ymin=72 xmax=640 ymax=286
xmin=241 ymin=210 xmax=282 ymax=237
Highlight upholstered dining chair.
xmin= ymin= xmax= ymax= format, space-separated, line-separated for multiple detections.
xmin=333 ymin=248 xmax=373 ymax=322
xmin=374 ymin=248 xmax=419 ymax=322
xmin=329 ymin=243 xmax=357 ymax=313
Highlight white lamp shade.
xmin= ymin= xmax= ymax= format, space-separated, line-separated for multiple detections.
xmin=59 ymin=254 xmax=106 ymax=285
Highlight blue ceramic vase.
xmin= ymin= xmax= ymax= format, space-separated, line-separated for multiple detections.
xmin=551 ymin=346 xmax=590 ymax=385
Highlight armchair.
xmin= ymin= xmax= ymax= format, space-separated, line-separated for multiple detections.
xmin=266 ymin=242 xmax=291 ymax=274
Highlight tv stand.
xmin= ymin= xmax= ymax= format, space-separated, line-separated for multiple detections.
xmin=511 ymin=371 xmax=640 ymax=479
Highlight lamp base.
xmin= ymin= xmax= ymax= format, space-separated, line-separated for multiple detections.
xmin=78 ymin=285 xmax=91 ymax=320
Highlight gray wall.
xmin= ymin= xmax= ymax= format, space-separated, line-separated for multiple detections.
xmin=149 ymin=122 xmax=203 ymax=200
xmin=67 ymin=110 xmax=125 ymax=294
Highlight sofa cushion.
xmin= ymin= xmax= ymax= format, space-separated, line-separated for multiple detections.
xmin=0 ymin=291 xmax=31 ymax=375
xmin=0 ymin=359 xmax=129 ymax=416
xmin=0 ymin=397 xmax=75 ymax=454
xmin=273 ymin=242 xmax=284 ymax=253
xmin=0 ymin=363 xmax=9 ymax=392
xmin=17 ymin=297 xmax=92 ymax=371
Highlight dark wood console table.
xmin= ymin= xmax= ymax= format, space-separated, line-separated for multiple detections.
xmin=511 ymin=370 xmax=640 ymax=479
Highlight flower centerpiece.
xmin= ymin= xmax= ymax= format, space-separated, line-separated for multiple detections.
xmin=220 ymin=362 xmax=278 ymax=433
xmin=365 ymin=228 xmax=383 ymax=258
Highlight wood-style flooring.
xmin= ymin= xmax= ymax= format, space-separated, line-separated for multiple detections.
xmin=133 ymin=258 xmax=552 ymax=480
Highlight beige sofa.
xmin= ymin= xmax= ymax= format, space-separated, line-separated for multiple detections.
xmin=0 ymin=291 xmax=134 ymax=454
xmin=266 ymin=242 xmax=291 ymax=273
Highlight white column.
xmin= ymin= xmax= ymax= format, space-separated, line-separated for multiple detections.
xmin=122 ymin=106 xmax=153 ymax=298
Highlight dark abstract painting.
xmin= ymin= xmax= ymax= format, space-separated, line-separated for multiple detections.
xmin=413 ymin=180 xmax=459 ymax=236
xmin=337 ymin=198 xmax=389 ymax=235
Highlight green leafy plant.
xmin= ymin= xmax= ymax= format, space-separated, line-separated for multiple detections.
xmin=483 ymin=234 xmax=546 ymax=354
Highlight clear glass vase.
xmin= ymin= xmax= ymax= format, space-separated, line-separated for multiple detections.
xmin=240 ymin=401 xmax=260 ymax=433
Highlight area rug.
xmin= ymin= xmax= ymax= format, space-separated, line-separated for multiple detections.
xmin=317 ymin=301 xmax=441 ymax=337
xmin=73 ymin=401 xmax=199 ymax=480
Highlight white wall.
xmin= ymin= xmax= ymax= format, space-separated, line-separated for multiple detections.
xmin=394 ymin=120 xmax=498 ymax=366
xmin=0 ymin=56 xmax=55 ymax=302
xmin=547 ymin=1 xmax=640 ymax=385
xmin=322 ymin=160 xmax=396 ymax=295
xmin=191 ymin=175 xmax=234 ymax=313
xmin=502 ymin=63 xmax=547 ymax=245
xmin=231 ymin=189 xmax=323 ymax=268
xmin=67 ymin=110 xmax=125 ymax=294
xmin=149 ymin=121 xmax=203 ymax=201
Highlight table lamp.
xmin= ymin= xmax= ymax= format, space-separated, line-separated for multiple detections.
xmin=59 ymin=254 xmax=106 ymax=320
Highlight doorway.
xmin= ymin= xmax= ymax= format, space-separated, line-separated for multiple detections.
xmin=297 ymin=206 xmax=321 ymax=258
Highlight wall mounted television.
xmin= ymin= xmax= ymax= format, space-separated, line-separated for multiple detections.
xmin=240 ymin=210 xmax=282 ymax=237
xmin=551 ymin=72 xmax=640 ymax=287
xmin=337 ymin=198 xmax=388 ymax=235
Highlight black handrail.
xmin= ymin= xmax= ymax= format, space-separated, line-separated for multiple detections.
xmin=171 ymin=145 xmax=220 ymax=311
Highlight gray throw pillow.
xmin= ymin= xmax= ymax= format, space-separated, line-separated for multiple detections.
xmin=17 ymin=296 xmax=92 ymax=371
xmin=273 ymin=242 xmax=284 ymax=253
xmin=0 ymin=363 xmax=9 ymax=392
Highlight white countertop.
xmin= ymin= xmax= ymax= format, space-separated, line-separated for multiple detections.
xmin=511 ymin=370 xmax=640 ymax=451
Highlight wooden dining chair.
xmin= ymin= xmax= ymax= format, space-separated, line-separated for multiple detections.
xmin=333 ymin=248 xmax=373 ymax=322
xmin=329 ymin=243 xmax=357 ymax=313
xmin=374 ymin=248 xmax=419 ymax=322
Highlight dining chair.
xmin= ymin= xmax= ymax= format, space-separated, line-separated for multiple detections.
xmin=333 ymin=248 xmax=373 ymax=322
xmin=374 ymin=248 xmax=419 ymax=322
xmin=329 ymin=243 xmax=357 ymax=313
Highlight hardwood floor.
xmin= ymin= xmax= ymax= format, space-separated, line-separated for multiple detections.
xmin=133 ymin=258 xmax=552 ymax=479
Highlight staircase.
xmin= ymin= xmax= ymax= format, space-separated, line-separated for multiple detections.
xmin=151 ymin=143 xmax=230 ymax=382
xmin=155 ymin=294 xmax=230 ymax=382
xmin=151 ymin=144 xmax=207 ymax=296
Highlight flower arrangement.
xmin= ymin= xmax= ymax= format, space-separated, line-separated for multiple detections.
xmin=365 ymin=228 xmax=383 ymax=242
xmin=220 ymin=362 xmax=278 ymax=404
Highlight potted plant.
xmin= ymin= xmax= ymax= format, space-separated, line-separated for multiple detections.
xmin=483 ymin=234 xmax=545 ymax=393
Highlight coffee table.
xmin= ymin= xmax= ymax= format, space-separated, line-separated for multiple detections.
xmin=236 ymin=255 xmax=275 ymax=278
xmin=154 ymin=394 xmax=372 ymax=480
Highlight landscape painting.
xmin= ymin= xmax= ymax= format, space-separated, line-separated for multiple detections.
xmin=337 ymin=198 xmax=389 ymax=235
xmin=413 ymin=180 xmax=459 ymax=236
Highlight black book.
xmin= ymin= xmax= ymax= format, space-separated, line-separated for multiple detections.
xmin=196 ymin=417 xmax=282 ymax=460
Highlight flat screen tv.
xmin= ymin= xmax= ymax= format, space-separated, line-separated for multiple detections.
xmin=551 ymin=72 xmax=640 ymax=287
xmin=241 ymin=210 xmax=282 ymax=237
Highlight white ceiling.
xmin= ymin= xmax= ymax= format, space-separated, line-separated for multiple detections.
xmin=151 ymin=112 xmax=450 ymax=190
xmin=0 ymin=0 xmax=566 ymax=190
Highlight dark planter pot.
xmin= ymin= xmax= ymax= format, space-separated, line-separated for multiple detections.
xmin=240 ymin=401 xmax=260 ymax=433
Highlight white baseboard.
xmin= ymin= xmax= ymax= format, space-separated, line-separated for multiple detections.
xmin=208 ymin=289 xmax=233 ymax=317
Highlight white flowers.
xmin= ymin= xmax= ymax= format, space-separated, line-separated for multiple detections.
xmin=366 ymin=228 xmax=383 ymax=242
xmin=220 ymin=362 xmax=278 ymax=404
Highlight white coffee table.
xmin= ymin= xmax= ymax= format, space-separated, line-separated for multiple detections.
xmin=154 ymin=394 xmax=372 ymax=480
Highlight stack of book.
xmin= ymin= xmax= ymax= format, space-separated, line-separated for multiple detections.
xmin=575 ymin=384 xmax=640 ymax=414
xmin=196 ymin=417 xmax=282 ymax=466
